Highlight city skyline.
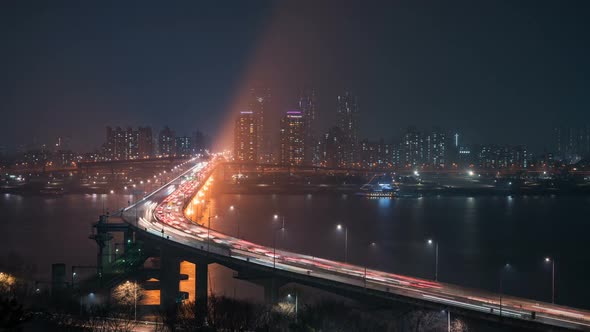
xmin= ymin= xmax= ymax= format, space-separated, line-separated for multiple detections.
xmin=2 ymin=2 xmax=590 ymax=330
xmin=2 ymin=1 xmax=590 ymax=153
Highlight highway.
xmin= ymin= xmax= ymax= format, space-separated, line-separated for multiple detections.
xmin=122 ymin=159 xmax=590 ymax=331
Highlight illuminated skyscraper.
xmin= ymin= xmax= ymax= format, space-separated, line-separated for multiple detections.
xmin=248 ymin=87 xmax=271 ymax=163
xmin=175 ymin=136 xmax=192 ymax=157
xmin=402 ymin=126 xmax=423 ymax=167
xmin=280 ymin=110 xmax=305 ymax=166
xmin=125 ymin=127 xmax=139 ymax=159
xmin=234 ymin=111 xmax=257 ymax=162
xmin=298 ymin=89 xmax=317 ymax=165
xmin=158 ymin=126 xmax=176 ymax=157
xmin=137 ymin=126 xmax=153 ymax=159
xmin=337 ymin=92 xmax=359 ymax=166
xmin=322 ymin=126 xmax=345 ymax=168
xmin=105 ymin=126 xmax=127 ymax=160
xmin=554 ymin=126 xmax=590 ymax=163
xmin=424 ymin=127 xmax=446 ymax=168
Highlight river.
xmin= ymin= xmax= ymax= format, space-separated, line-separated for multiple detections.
xmin=1 ymin=192 xmax=589 ymax=309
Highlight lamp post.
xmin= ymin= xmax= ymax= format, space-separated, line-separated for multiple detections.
xmin=499 ymin=263 xmax=511 ymax=318
xmin=230 ymin=205 xmax=240 ymax=238
xmin=336 ymin=224 xmax=348 ymax=263
xmin=287 ymin=292 xmax=298 ymax=322
xmin=273 ymin=222 xmax=285 ymax=270
xmin=364 ymin=242 xmax=377 ymax=289
xmin=545 ymin=257 xmax=555 ymax=303
xmin=427 ymin=239 xmax=439 ymax=281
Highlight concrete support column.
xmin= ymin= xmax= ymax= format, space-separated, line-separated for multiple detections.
xmin=160 ymin=251 xmax=180 ymax=312
xmin=195 ymin=262 xmax=209 ymax=313
xmin=263 ymin=278 xmax=279 ymax=305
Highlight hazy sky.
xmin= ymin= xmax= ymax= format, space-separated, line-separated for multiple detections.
xmin=1 ymin=1 xmax=589 ymax=153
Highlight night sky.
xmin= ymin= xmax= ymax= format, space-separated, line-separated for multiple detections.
xmin=1 ymin=1 xmax=589 ymax=153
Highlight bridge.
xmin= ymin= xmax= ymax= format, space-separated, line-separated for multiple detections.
xmin=90 ymin=158 xmax=590 ymax=331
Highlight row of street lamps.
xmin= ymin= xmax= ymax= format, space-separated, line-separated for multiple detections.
xmin=215 ymin=204 xmax=558 ymax=306
xmin=333 ymin=226 xmax=557 ymax=304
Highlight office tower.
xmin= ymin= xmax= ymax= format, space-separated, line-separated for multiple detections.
xmin=299 ymin=89 xmax=317 ymax=165
xmin=234 ymin=111 xmax=257 ymax=162
xmin=280 ymin=110 xmax=305 ymax=166
xmin=158 ymin=126 xmax=176 ymax=157
xmin=337 ymin=92 xmax=359 ymax=166
xmin=175 ymin=136 xmax=192 ymax=157
xmin=248 ymin=87 xmax=271 ymax=163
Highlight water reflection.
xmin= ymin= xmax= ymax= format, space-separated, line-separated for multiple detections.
xmin=0 ymin=193 xmax=589 ymax=309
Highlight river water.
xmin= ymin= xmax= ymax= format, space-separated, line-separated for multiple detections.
xmin=1 ymin=192 xmax=589 ymax=309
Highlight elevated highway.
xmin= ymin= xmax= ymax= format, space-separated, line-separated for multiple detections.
xmin=118 ymin=159 xmax=590 ymax=331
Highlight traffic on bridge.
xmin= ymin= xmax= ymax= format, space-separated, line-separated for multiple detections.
xmin=122 ymin=159 xmax=590 ymax=331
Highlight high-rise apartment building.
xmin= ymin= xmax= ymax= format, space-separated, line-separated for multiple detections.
xmin=360 ymin=139 xmax=392 ymax=169
xmin=137 ymin=127 xmax=153 ymax=159
xmin=105 ymin=126 xmax=127 ymax=160
xmin=321 ymin=126 xmax=345 ymax=168
xmin=158 ymin=126 xmax=176 ymax=157
xmin=125 ymin=127 xmax=139 ymax=159
xmin=234 ymin=111 xmax=257 ymax=162
xmin=425 ymin=127 xmax=446 ymax=168
xmin=248 ymin=88 xmax=271 ymax=163
xmin=175 ymin=136 xmax=192 ymax=157
xmin=104 ymin=126 xmax=151 ymax=160
xmin=279 ymin=111 xmax=305 ymax=166
xmin=192 ymin=130 xmax=210 ymax=154
xmin=337 ymin=92 xmax=359 ymax=166
xmin=554 ymin=126 xmax=590 ymax=164
xmin=299 ymin=89 xmax=317 ymax=165
xmin=402 ymin=126 xmax=423 ymax=168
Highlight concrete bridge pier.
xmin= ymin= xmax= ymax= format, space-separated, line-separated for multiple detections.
xmin=160 ymin=251 xmax=180 ymax=312
xmin=263 ymin=278 xmax=283 ymax=305
xmin=195 ymin=261 xmax=209 ymax=313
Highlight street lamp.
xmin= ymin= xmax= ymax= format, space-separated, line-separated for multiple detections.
xmin=427 ymin=238 xmax=439 ymax=281
xmin=274 ymin=214 xmax=286 ymax=231
xmin=287 ymin=292 xmax=298 ymax=321
xmin=207 ymin=206 xmax=214 ymax=253
xmin=336 ymin=224 xmax=348 ymax=263
xmin=273 ymin=221 xmax=285 ymax=270
xmin=230 ymin=205 xmax=240 ymax=238
xmin=364 ymin=242 xmax=378 ymax=289
xmin=499 ymin=263 xmax=511 ymax=317
xmin=545 ymin=257 xmax=555 ymax=303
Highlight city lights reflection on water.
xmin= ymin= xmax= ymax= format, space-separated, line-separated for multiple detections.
xmin=0 ymin=192 xmax=589 ymax=308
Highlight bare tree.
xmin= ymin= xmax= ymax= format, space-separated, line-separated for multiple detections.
xmin=451 ymin=318 xmax=470 ymax=332
xmin=403 ymin=310 xmax=446 ymax=332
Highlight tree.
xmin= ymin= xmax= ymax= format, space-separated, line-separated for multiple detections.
xmin=111 ymin=281 xmax=144 ymax=320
